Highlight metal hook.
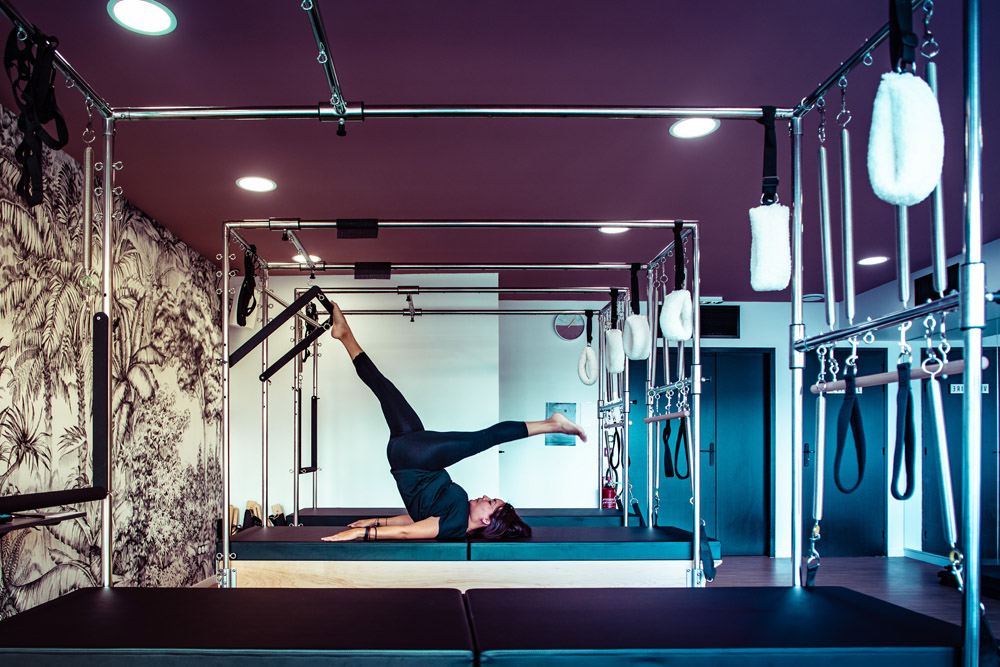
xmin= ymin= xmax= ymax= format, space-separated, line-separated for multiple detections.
xmin=897 ymin=321 xmax=913 ymax=362
xmin=16 ymin=27 xmax=27 ymax=42
xmin=317 ymin=49 xmax=328 ymax=65
xmin=816 ymin=96 xmax=826 ymax=144
xmin=301 ymin=0 xmax=314 ymax=9
xmin=862 ymin=51 xmax=873 ymax=67
xmin=836 ymin=76 xmax=851 ymax=127
xmin=845 ymin=336 xmax=860 ymax=373
xmin=921 ymin=1 xmax=940 ymax=58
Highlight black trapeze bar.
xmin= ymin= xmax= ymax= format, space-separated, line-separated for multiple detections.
xmin=260 ymin=305 xmax=333 ymax=382
xmin=229 ymin=285 xmax=331 ymax=368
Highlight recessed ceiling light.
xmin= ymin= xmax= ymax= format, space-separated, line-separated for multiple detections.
xmin=669 ymin=118 xmax=721 ymax=139
xmin=599 ymin=226 xmax=629 ymax=235
xmin=236 ymin=176 xmax=276 ymax=192
xmin=107 ymin=0 xmax=177 ymax=36
xmin=858 ymin=255 xmax=889 ymax=266
xmin=293 ymin=254 xmax=321 ymax=263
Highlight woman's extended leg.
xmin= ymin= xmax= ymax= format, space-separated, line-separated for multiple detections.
xmin=330 ymin=303 xmax=423 ymax=437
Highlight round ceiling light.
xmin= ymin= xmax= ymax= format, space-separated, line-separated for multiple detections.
xmin=599 ymin=226 xmax=629 ymax=235
xmin=236 ymin=176 xmax=277 ymax=193
xmin=669 ymin=118 xmax=721 ymax=139
xmin=293 ymin=254 xmax=322 ymax=263
xmin=107 ymin=0 xmax=177 ymax=36
xmin=858 ymin=255 xmax=889 ymax=266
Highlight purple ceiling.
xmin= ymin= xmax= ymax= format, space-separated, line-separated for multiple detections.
xmin=1 ymin=1 xmax=995 ymax=301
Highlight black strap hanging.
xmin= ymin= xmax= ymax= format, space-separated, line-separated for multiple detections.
xmin=891 ymin=362 xmax=916 ymax=500
xmin=834 ymin=372 xmax=867 ymax=494
xmin=236 ymin=245 xmax=258 ymax=326
xmin=584 ymin=310 xmax=594 ymax=345
xmin=756 ymin=106 xmax=779 ymax=205
xmin=700 ymin=525 xmax=716 ymax=582
xmin=609 ymin=288 xmax=619 ymax=326
xmin=889 ymin=0 xmax=918 ymax=71
xmin=672 ymin=222 xmax=687 ymax=289
xmin=301 ymin=301 xmax=318 ymax=361
xmin=629 ymin=263 xmax=642 ymax=315
xmin=673 ymin=418 xmax=690 ymax=480
xmin=662 ymin=422 xmax=674 ymax=478
xmin=4 ymin=28 xmax=69 ymax=207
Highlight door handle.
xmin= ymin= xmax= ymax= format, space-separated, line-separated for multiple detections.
xmin=804 ymin=442 xmax=811 ymax=468
xmin=700 ymin=441 xmax=716 ymax=467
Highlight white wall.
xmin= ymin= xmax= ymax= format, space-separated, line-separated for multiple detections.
xmin=228 ymin=273 xmax=500 ymax=517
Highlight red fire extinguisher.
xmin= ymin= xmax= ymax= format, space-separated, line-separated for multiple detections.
xmin=601 ymin=483 xmax=617 ymax=509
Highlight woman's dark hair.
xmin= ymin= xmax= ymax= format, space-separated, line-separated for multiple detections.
xmin=476 ymin=503 xmax=531 ymax=539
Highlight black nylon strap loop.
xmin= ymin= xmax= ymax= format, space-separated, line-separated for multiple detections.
xmin=834 ymin=373 xmax=867 ymax=494
xmin=610 ymin=288 xmax=619 ymax=324
xmin=757 ymin=106 xmax=779 ymax=205
xmin=662 ymin=422 xmax=674 ymax=478
xmin=891 ymin=362 xmax=916 ymax=500
xmin=674 ymin=418 xmax=690 ymax=480
xmin=672 ymin=222 xmax=686 ymax=289
xmin=585 ymin=310 xmax=593 ymax=345
xmin=889 ymin=0 xmax=917 ymax=70
xmin=629 ymin=263 xmax=641 ymax=315
xmin=236 ymin=245 xmax=258 ymax=327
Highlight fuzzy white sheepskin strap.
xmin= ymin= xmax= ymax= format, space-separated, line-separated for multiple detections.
xmin=659 ymin=289 xmax=693 ymax=341
xmin=604 ymin=329 xmax=626 ymax=374
xmin=867 ymin=71 xmax=944 ymax=206
xmin=578 ymin=345 xmax=599 ymax=385
xmin=623 ymin=313 xmax=651 ymax=360
xmin=749 ymin=203 xmax=791 ymax=292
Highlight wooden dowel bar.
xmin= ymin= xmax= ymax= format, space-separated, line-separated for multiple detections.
xmin=809 ymin=358 xmax=989 ymax=394
xmin=643 ymin=410 xmax=690 ymax=424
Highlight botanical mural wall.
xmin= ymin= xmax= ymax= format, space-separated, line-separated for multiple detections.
xmin=0 ymin=107 xmax=222 ymax=617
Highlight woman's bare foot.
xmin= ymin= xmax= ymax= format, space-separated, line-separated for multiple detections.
xmin=329 ymin=302 xmax=351 ymax=340
xmin=549 ymin=412 xmax=587 ymax=441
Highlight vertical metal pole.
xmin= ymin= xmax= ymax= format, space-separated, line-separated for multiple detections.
xmin=293 ymin=298 xmax=301 ymax=526
xmin=312 ymin=333 xmax=319 ymax=509
xmin=646 ymin=273 xmax=655 ymax=529
xmin=690 ymin=225 xmax=703 ymax=585
xmin=261 ymin=273 xmax=269 ymax=524
xmin=818 ymin=145 xmax=837 ymax=328
xmin=82 ymin=147 xmax=93 ymax=278
xmin=790 ymin=116 xmax=806 ymax=587
xmin=100 ymin=117 xmax=115 ymax=589
xmin=961 ymin=0 xmax=983 ymax=663
xmin=840 ymin=127 xmax=856 ymax=324
xmin=926 ymin=61 xmax=949 ymax=298
xmin=896 ymin=206 xmax=911 ymax=307
xmin=622 ymin=300 xmax=630 ymax=529
xmin=221 ymin=226 xmax=232 ymax=584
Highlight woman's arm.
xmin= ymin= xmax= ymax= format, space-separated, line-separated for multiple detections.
xmin=322 ymin=516 xmax=439 ymax=541
xmin=347 ymin=514 xmax=413 ymax=528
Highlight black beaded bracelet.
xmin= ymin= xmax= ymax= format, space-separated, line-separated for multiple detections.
xmin=364 ymin=526 xmax=371 ymax=541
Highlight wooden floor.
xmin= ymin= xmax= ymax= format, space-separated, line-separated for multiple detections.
xmin=713 ymin=556 xmax=1000 ymax=628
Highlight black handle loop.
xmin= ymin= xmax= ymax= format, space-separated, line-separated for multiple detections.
xmin=672 ymin=222 xmax=687 ymax=289
xmin=889 ymin=0 xmax=918 ymax=71
xmin=236 ymin=244 xmax=258 ymax=326
xmin=629 ymin=263 xmax=641 ymax=315
xmin=662 ymin=421 xmax=674 ymax=478
xmin=674 ymin=418 xmax=690 ymax=480
xmin=610 ymin=288 xmax=619 ymax=325
xmin=834 ymin=372 xmax=867 ymax=494
xmin=585 ymin=309 xmax=594 ymax=345
xmin=891 ymin=362 xmax=916 ymax=500
xmin=757 ymin=106 xmax=779 ymax=205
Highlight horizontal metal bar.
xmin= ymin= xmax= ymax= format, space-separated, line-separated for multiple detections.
xmin=648 ymin=378 xmax=692 ymax=397
xmin=321 ymin=286 xmax=625 ymax=295
xmin=340 ymin=309 xmax=592 ymax=316
xmin=795 ymin=293 xmax=960 ymax=352
xmin=599 ymin=400 xmax=624 ymax=412
xmin=0 ymin=0 xmax=113 ymax=116
xmin=810 ymin=358 xmax=985 ymax=394
xmin=795 ymin=0 xmax=923 ymax=116
xmin=226 ymin=218 xmax=697 ymax=229
xmin=644 ymin=410 xmax=690 ymax=424
xmin=271 ymin=262 xmax=644 ymax=271
xmin=113 ymin=103 xmax=795 ymax=122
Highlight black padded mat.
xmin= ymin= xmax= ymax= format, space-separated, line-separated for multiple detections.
xmin=226 ymin=525 xmax=467 ymax=560
xmin=0 ymin=587 xmax=474 ymax=652
xmin=466 ymin=587 xmax=960 ymax=651
xmin=469 ymin=526 xmax=721 ymax=560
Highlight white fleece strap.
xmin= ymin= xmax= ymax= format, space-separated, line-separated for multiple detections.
xmin=578 ymin=345 xmax=599 ymax=385
xmin=623 ymin=313 xmax=651 ymax=360
xmin=604 ymin=329 xmax=625 ymax=374
xmin=867 ymin=71 xmax=944 ymax=206
xmin=749 ymin=203 xmax=791 ymax=292
xmin=659 ymin=289 xmax=693 ymax=341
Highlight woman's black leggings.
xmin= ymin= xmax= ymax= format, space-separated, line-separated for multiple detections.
xmin=352 ymin=352 xmax=528 ymax=471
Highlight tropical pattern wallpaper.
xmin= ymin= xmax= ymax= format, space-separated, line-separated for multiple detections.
xmin=0 ymin=106 xmax=223 ymax=618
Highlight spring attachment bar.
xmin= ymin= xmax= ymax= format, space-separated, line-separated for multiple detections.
xmin=921 ymin=1 xmax=940 ymax=59
xmin=836 ymin=77 xmax=851 ymax=127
